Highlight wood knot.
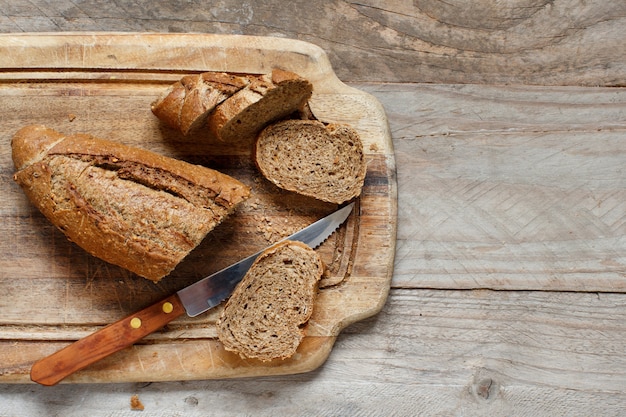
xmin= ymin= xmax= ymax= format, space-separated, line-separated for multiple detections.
xmin=473 ymin=377 xmax=498 ymax=401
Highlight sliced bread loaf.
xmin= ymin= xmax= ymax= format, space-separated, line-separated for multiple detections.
xmin=208 ymin=69 xmax=313 ymax=142
xmin=255 ymin=119 xmax=367 ymax=204
xmin=217 ymin=240 xmax=324 ymax=361
xmin=12 ymin=125 xmax=250 ymax=281
xmin=151 ymin=72 xmax=249 ymax=135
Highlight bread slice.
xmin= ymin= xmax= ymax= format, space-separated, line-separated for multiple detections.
xmin=208 ymin=69 xmax=313 ymax=142
xmin=255 ymin=119 xmax=367 ymax=204
xmin=217 ymin=240 xmax=324 ymax=361
xmin=151 ymin=72 xmax=249 ymax=135
xmin=12 ymin=125 xmax=250 ymax=282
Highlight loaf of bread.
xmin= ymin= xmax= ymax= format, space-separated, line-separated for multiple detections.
xmin=255 ymin=119 xmax=367 ymax=204
xmin=217 ymin=240 xmax=324 ymax=361
xmin=11 ymin=125 xmax=250 ymax=282
xmin=151 ymin=72 xmax=249 ymax=135
xmin=208 ymin=69 xmax=313 ymax=142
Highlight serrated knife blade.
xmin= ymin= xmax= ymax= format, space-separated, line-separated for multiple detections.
xmin=178 ymin=202 xmax=354 ymax=316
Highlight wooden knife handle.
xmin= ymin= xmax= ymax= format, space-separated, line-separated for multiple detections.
xmin=30 ymin=293 xmax=186 ymax=386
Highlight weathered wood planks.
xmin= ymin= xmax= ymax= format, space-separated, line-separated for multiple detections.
xmin=357 ymin=82 xmax=626 ymax=292
xmin=1 ymin=1 xmax=624 ymax=86
xmin=0 ymin=0 xmax=625 ymax=414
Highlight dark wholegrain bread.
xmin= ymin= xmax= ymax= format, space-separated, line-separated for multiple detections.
xmin=217 ymin=240 xmax=324 ymax=361
xmin=12 ymin=125 xmax=250 ymax=282
xmin=255 ymin=119 xmax=367 ymax=204
xmin=208 ymin=69 xmax=313 ymax=142
xmin=151 ymin=72 xmax=249 ymax=135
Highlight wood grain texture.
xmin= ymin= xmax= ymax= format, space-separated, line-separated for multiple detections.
xmin=0 ymin=0 xmax=624 ymax=86
xmin=0 ymin=1 xmax=624 ymax=415
xmin=0 ymin=33 xmax=396 ymax=383
xmin=3 ymin=289 xmax=626 ymax=416
xmin=30 ymin=294 xmax=186 ymax=386
xmin=357 ymin=82 xmax=626 ymax=292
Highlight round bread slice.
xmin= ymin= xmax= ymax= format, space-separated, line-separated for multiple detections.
xmin=207 ymin=69 xmax=313 ymax=142
xmin=255 ymin=119 xmax=367 ymax=204
xmin=217 ymin=240 xmax=324 ymax=361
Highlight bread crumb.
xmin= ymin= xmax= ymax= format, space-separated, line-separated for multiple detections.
xmin=68 ymin=113 xmax=76 ymax=122
xmin=130 ymin=394 xmax=145 ymax=411
xmin=369 ymin=143 xmax=379 ymax=151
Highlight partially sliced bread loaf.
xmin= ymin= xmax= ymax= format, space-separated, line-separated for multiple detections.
xmin=208 ymin=69 xmax=313 ymax=142
xmin=217 ymin=240 xmax=324 ymax=361
xmin=12 ymin=125 xmax=250 ymax=281
xmin=255 ymin=119 xmax=367 ymax=204
xmin=151 ymin=72 xmax=249 ymax=135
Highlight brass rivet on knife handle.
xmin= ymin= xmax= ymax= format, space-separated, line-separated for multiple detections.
xmin=30 ymin=293 xmax=186 ymax=386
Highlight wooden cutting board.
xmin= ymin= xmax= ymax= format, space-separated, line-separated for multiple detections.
xmin=0 ymin=33 xmax=396 ymax=383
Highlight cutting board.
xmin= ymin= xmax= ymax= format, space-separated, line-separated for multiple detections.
xmin=0 ymin=33 xmax=396 ymax=383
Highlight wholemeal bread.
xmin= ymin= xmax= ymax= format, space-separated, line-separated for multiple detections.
xmin=208 ymin=69 xmax=313 ymax=142
xmin=217 ymin=240 xmax=324 ymax=361
xmin=151 ymin=72 xmax=249 ymax=135
xmin=255 ymin=119 xmax=367 ymax=204
xmin=12 ymin=125 xmax=250 ymax=282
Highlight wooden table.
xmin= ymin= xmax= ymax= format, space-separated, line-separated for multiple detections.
xmin=1 ymin=1 xmax=624 ymax=416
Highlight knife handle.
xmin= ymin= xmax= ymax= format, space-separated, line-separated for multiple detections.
xmin=30 ymin=293 xmax=186 ymax=386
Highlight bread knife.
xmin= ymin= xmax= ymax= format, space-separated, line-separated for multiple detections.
xmin=30 ymin=202 xmax=355 ymax=386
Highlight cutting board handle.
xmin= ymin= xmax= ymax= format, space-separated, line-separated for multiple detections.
xmin=30 ymin=293 xmax=186 ymax=386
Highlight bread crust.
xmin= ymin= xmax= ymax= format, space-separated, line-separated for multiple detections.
xmin=208 ymin=69 xmax=313 ymax=142
xmin=207 ymin=84 xmax=267 ymax=139
xmin=12 ymin=125 xmax=250 ymax=281
xmin=217 ymin=240 xmax=324 ymax=361
xmin=151 ymin=72 xmax=249 ymax=135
